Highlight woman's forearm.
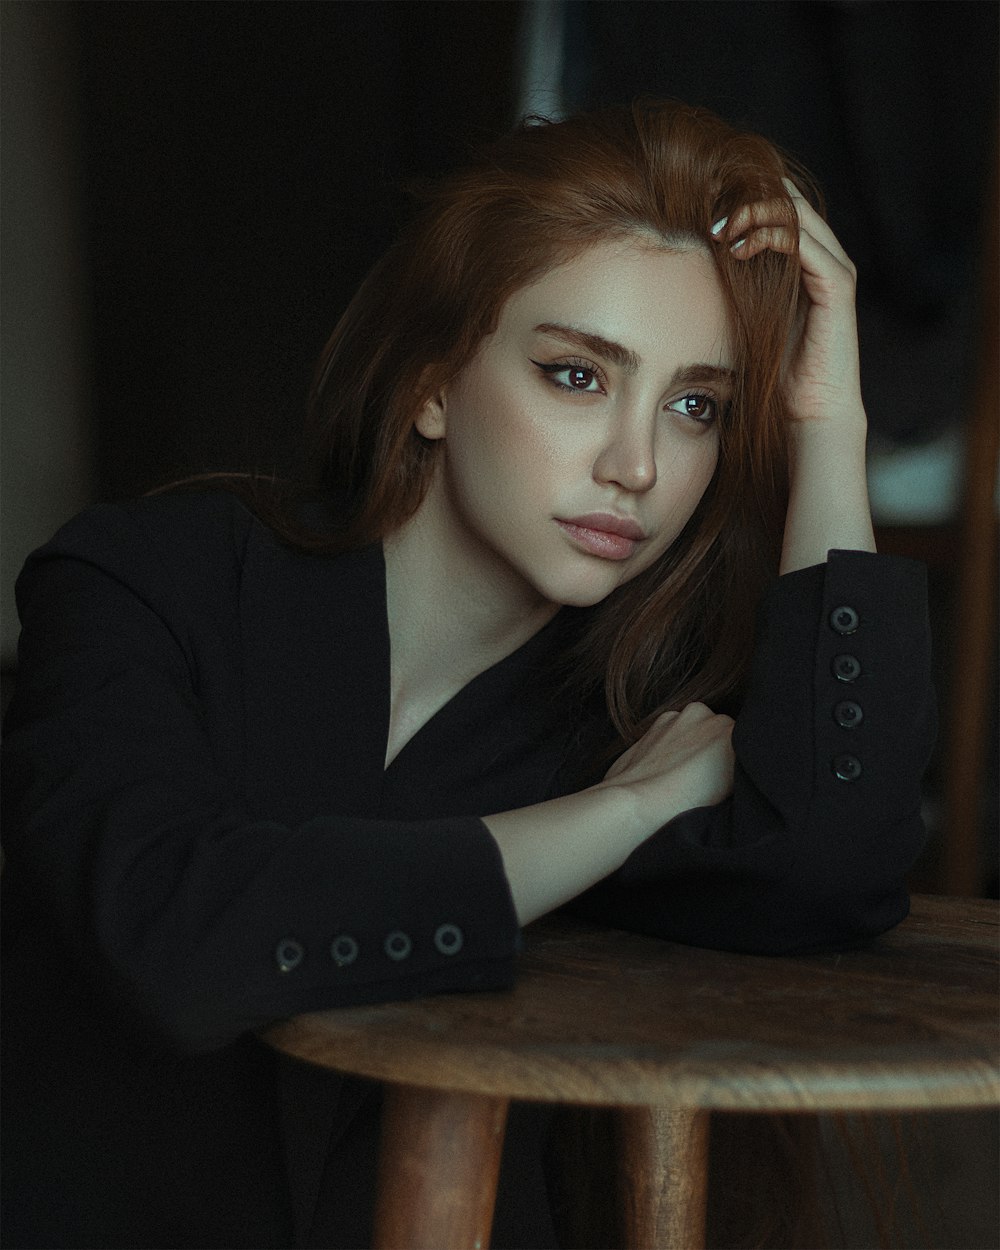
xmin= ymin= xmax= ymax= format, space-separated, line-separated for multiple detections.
xmin=779 ymin=416 xmax=876 ymax=575
xmin=484 ymin=785 xmax=649 ymax=925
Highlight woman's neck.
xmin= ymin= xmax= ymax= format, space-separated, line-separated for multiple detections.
xmin=381 ymin=489 xmax=559 ymax=767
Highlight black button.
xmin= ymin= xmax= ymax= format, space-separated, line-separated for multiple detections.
xmin=330 ymin=934 xmax=359 ymax=967
xmin=434 ymin=924 xmax=464 ymax=955
xmin=832 ymin=654 xmax=862 ymax=682
xmin=829 ymin=606 xmax=860 ymax=635
xmin=384 ymin=931 xmax=412 ymax=961
xmin=832 ymin=754 xmax=863 ymax=782
xmin=834 ymin=700 xmax=864 ymax=728
xmin=275 ymin=939 xmax=305 ymax=972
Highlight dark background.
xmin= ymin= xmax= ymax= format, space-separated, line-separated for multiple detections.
xmin=70 ymin=0 xmax=997 ymax=499
xmin=76 ymin=0 xmax=524 ymax=497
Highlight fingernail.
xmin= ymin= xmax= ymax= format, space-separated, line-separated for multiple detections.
xmin=710 ymin=216 xmax=728 ymax=236
xmin=730 ymin=238 xmax=746 ymax=251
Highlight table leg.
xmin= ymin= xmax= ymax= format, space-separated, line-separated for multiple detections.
xmin=616 ymin=1106 xmax=710 ymax=1250
xmin=373 ymin=1083 xmax=509 ymax=1250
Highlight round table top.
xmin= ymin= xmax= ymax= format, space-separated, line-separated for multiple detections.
xmin=265 ymin=894 xmax=1000 ymax=1112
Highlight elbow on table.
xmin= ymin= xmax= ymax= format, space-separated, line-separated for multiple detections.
xmin=97 ymin=931 xmax=276 ymax=1055
xmin=756 ymin=880 xmax=913 ymax=955
xmin=111 ymin=963 xmax=262 ymax=1054
xmin=774 ymin=811 xmax=927 ymax=952
xmin=148 ymin=987 xmax=265 ymax=1055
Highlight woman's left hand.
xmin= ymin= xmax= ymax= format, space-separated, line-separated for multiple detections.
xmin=716 ymin=179 xmax=864 ymax=428
xmin=713 ymin=178 xmax=876 ymax=572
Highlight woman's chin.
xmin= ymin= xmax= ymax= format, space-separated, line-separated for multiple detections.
xmin=539 ymin=570 xmax=632 ymax=610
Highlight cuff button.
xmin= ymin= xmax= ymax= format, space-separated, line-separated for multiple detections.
xmin=275 ymin=939 xmax=305 ymax=973
xmin=384 ymin=931 xmax=412 ymax=961
xmin=330 ymin=934 xmax=359 ymax=967
xmin=832 ymin=754 xmax=863 ymax=782
xmin=830 ymin=606 xmax=860 ymax=635
xmin=834 ymin=700 xmax=864 ymax=728
xmin=832 ymin=654 xmax=862 ymax=682
xmin=434 ymin=924 xmax=464 ymax=955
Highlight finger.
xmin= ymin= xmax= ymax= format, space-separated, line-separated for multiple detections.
xmin=656 ymin=708 xmax=682 ymax=723
xmin=796 ymin=226 xmax=858 ymax=290
xmin=673 ymin=701 xmax=713 ymax=722
xmin=733 ymin=224 xmax=855 ymax=289
xmin=647 ymin=708 xmax=681 ymax=737
xmin=727 ymin=214 xmax=857 ymax=289
xmin=714 ymin=197 xmax=792 ymax=240
xmin=729 ymin=224 xmax=798 ymax=259
xmin=779 ymin=177 xmax=855 ymax=270
xmin=718 ymin=185 xmax=855 ymax=274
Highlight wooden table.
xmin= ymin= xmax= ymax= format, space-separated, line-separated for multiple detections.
xmin=266 ymin=894 xmax=1000 ymax=1249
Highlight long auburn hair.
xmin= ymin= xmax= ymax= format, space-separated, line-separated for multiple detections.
xmin=251 ymin=99 xmax=812 ymax=744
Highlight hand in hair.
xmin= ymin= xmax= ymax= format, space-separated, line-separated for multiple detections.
xmin=714 ymin=179 xmax=876 ymax=572
xmin=722 ymin=177 xmax=862 ymax=427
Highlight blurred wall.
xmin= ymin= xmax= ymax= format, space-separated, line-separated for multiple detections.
xmin=73 ymin=0 xmax=522 ymax=500
xmin=1 ymin=0 xmax=522 ymax=673
xmin=1 ymin=1 xmax=94 ymax=667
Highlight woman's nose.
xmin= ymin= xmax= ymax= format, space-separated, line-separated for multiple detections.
xmin=592 ymin=413 xmax=658 ymax=493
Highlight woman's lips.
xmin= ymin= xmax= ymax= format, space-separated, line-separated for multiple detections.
xmin=556 ymin=513 xmax=647 ymax=561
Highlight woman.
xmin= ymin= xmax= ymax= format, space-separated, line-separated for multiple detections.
xmin=1 ymin=101 xmax=934 ymax=1248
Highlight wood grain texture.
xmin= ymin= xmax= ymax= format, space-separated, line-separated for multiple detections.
xmin=372 ymin=1085 xmax=507 ymax=1250
xmin=266 ymin=895 xmax=999 ymax=1112
xmin=616 ymin=1106 xmax=710 ymax=1249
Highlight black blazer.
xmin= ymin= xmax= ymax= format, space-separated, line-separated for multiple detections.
xmin=0 ymin=492 xmax=935 ymax=1248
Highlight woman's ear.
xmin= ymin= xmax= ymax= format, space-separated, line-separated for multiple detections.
xmin=414 ymin=389 xmax=447 ymax=441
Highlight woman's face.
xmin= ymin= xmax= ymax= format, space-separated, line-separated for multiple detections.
xmin=415 ymin=236 xmax=733 ymax=613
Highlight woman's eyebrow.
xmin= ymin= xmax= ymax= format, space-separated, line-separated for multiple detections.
xmin=533 ymin=323 xmax=734 ymax=390
xmin=533 ymin=323 xmax=640 ymax=374
xmin=674 ymin=362 xmax=737 ymax=393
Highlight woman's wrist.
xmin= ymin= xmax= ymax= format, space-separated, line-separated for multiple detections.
xmin=780 ymin=412 xmax=875 ymax=574
xmin=484 ymin=784 xmax=653 ymax=926
xmin=786 ymin=405 xmax=867 ymax=442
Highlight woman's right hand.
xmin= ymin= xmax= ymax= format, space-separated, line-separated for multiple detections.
xmin=486 ymin=702 xmax=735 ymax=925
xmin=601 ymin=702 xmax=735 ymax=826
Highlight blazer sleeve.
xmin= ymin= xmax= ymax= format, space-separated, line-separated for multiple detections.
xmin=567 ymin=549 xmax=937 ymax=953
xmin=1 ymin=500 xmax=520 ymax=1053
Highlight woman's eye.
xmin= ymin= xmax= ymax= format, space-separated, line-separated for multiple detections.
xmin=668 ymin=392 xmax=718 ymax=423
xmin=562 ymin=367 xmax=600 ymax=391
xmin=531 ymin=360 xmax=605 ymax=393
